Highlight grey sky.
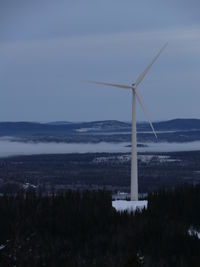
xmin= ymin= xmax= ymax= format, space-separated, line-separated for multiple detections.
xmin=0 ymin=0 xmax=199 ymax=122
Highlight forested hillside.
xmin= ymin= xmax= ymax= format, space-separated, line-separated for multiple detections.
xmin=0 ymin=187 xmax=200 ymax=267
xmin=1 ymin=119 xmax=200 ymax=137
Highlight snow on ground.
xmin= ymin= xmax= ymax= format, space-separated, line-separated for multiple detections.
xmin=139 ymin=155 xmax=180 ymax=163
xmin=23 ymin=183 xmax=37 ymax=190
xmin=0 ymin=244 xmax=5 ymax=250
xmin=93 ymin=154 xmax=131 ymax=163
xmin=76 ymin=127 xmax=100 ymax=132
xmin=112 ymin=200 xmax=148 ymax=213
xmin=188 ymin=227 xmax=200 ymax=239
xmin=93 ymin=154 xmax=179 ymax=164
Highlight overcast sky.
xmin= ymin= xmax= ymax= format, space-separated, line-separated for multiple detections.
xmin=0 ymin=0 xmax=200 ymax=122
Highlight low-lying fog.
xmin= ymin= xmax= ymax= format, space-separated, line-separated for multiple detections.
xmin=0 ymin=140 xmax=130 ymax=157
xmin=139 ymin=142 xmax=200 ymax=153
xmin=1 ymin=139 xmax=200 ymax=157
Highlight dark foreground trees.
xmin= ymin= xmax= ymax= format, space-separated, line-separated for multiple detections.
xmin=0 ymin=186 xmax=200 ymax=267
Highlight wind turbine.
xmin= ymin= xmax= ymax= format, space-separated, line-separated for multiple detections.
xmin=86 ymin=43 xmax=167 ymax=201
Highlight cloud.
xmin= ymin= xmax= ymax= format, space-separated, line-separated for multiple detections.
xmin=0 ymin=27 xmax=200 ymax=122
xmin=0 ymin=0 xmax=200 ymax=121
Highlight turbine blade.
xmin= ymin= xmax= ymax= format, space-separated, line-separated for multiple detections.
xmin=135 ymin=89 xmax=157 ymax=139
xmin=84 ymin=80 xmax=133 ymax=89
xmin=135 ymin=43 xmax=168 ymax=87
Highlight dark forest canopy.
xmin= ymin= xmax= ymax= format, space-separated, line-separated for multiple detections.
xmin=0 ymin=187 xmax=200 ymax=267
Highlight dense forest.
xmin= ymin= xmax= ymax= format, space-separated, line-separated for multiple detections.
xmin=0 ymin=186 xmax=200 ymax=267
xmin=1 ymin=151 xmax=200 ymax=195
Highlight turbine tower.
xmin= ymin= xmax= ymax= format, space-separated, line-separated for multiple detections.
xmin=86 ymin=44 xmax=167 ymax=201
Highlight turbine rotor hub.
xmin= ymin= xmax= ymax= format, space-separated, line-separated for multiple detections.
xmin=132 ymin=83 xmax=136 ymax=89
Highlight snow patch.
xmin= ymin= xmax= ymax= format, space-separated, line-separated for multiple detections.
xmin=23 ymin=183 xmax=37 ymax=190
xmin=93 ymin=154 xmax=180 ymax=164
xmin=112 ymin=200 xmax=148 ymax=213
xmin=138 ymin=155 xmax=180 ymax=163
xmin=76 ymin=127 xmax=100 ymax=132
xmin=0 ymin=244 xmax=5 ymax=250
xmin=188 ymin=227 xmax=200 ymax=239
xmin=93 ymin=154 xmax=130 ymax=163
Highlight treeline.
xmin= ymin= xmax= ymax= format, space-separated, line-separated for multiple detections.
xmin=0 ymin=187 xmax=200 ymax=266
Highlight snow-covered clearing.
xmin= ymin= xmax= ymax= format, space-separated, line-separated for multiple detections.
xmin=93 ymin=154 xmax=180 ymax=164
xmin=93 ymin=154 xmax=131 ymax=163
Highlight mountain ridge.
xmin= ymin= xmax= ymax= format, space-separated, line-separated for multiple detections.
xmin=0 ymin=119 xmax=199 ymax=138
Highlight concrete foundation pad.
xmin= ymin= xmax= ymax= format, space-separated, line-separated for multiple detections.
xmin=112 ymin=200 xmax=148 ymax=213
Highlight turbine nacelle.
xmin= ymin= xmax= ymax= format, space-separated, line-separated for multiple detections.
xmin=131 ymin=83 xmax=136 ymax=89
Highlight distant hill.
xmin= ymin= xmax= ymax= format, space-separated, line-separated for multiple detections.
xmin=0 ymin=119 xmax=200 ymax=139
xmin=0 ymin=120 xmax=131 ymax=137
xmin=153 ymin=119 xmax=200 ymax=131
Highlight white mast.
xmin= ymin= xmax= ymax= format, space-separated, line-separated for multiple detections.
xmin=85 ymin=43 xmax=167 ymax=201
xmin=131 ymin=88 xmax=138 ymax=200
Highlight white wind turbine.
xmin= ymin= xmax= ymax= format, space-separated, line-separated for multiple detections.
xmin=86 ymin=43 xmax=167 ymax=201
